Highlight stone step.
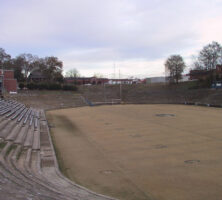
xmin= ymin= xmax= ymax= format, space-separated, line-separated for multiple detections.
xmin=0 ymin=172 xmax=34 ymax=200
xmin=32 ymin=127 xmax=40 ymax=151
xmin=6 ymin=104 xmax=24 ymax=118
xmin=0 ymin=118 xmax=11 ymax=130
xmin=11 ymin=106 xmax=26 ymax=120
xmin=42 ymin=166 xmax=92 ymax=198
xmin=24 ymin=149 xmax=74 ymax=200
xmin=18 ymin=148 xmax=74 ymax=200
xmin=23 ymin=108 xmax=32 ymax=125
xmin=5 ymin=121 xmax=24 ymax=141
xmin=8 ymin=146 xmax=69 ymax=200
xmin=0 ymin=120 xmax=17 ymax=139
xmin=0 ymin=114 xmax=7 ymax=122
xmin=0 ymin=144 xmax=35 ymax=192
xmin=17 ymin=108 xmax=29 ymax=123
xmin=23 ymin=124 xmax=34 ymax=148
xmin=14 ymin=125 xmax=29 ymax=144
xmin=30 ymin=150 xmax=75 ymax=199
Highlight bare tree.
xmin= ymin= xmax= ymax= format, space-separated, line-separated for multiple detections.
xmin=16 ymin=53 xmax=37 ymax=79
xmin=198 ymin=41 xmax=222 ymax=70
xmin=11 ymin=57 xmax=25 ymax=82
xmin=190 ymin=55 xmax=203 ymax=70
xmin=0 ymin=48 xmax=11 ymax=68
xmin=93 ymin=73 xmax=104 ymax=78
xmin=165 ymin=55 xmax=186 ymax=84
xmin=65 ymin=68 xmax=80 ymax=78
xmin=42 ymin=56 xmax=63 ymax=82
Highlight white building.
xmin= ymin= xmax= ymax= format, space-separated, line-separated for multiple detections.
xmin=146 ymin=75 xmax=190 ymax=84
xmin=146 ymin=76 xmax=166 ymax=84
xmin=108 ymin=79 xmax=140 ymax=85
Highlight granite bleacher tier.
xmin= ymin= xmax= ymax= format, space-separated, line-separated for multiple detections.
xmin=0 ymin=99 xmax=115 ymax=200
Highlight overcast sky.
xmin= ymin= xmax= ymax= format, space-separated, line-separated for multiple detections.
xmin=1 ymin=0 xmax=222 ymax=78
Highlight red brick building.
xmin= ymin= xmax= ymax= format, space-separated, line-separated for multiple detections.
xmin=0 ymin=70 xmax=17 ymax=93
xmin=189 ymin=65 xmax=222 ymax=80
xmin=216 ymin=65 xmax=222 ymax=79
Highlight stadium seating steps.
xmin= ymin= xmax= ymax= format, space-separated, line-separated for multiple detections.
xmin=0 ymin=99 xmax=115 ymax=200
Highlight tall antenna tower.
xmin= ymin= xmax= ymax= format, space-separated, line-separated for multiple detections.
xmin=113 ymin=63 xmax=116 ymax=79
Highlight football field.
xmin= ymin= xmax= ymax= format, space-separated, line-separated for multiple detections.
xmin=47 ymin=104 xmax=222 ymax=200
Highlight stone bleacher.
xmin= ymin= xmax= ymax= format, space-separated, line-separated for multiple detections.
xmin=0 ymin=99 xmax=115 ymax=200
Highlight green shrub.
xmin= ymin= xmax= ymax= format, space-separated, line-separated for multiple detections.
xmin=26 ymin=82 xmax=78 ymax=91
xmin=18 ymin=82 xmax=25 ymax=89
xmin=27 ymin=82 xmax=37 ymax=90
xmin=37 ymin=82 xmax=48 ymax=90
xmin=48 ymin=83 xmax=62 ymax=90
xmin=62 ymin=84 xmax=78 ymax=91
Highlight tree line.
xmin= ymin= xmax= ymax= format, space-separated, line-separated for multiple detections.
xmin=165 ymin=41 xmax=222 ymax=85
xmin=1 ymin=41 xmax=222 ymax=88
xmin=0 ymin=48 xmax=63 ymax=83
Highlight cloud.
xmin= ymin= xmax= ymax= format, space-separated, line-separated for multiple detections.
xmin=0 ymin=0 xmax=222 ymax=77
xmin=62 ymin=57 xmax=165 ymax=78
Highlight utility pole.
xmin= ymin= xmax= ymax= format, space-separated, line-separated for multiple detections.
xmin=103 ymin=83 xmax=106 ymax=102
xmin=119 ymin=69 xmax=122 ymax=101
xmin=120 ymin=83 xmax=122 ymax=102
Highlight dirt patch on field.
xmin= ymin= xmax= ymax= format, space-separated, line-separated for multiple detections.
xmin=47 ymin=105 xmax=222 ymax=200
xmin=50 ymin=115 xmax=80 ymax=136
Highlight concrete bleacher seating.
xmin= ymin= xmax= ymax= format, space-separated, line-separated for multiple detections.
xmin=0 ymin=99 xmax=115 ymax=200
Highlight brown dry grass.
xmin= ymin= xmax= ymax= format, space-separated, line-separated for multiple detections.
xmin=47 ymin=104 xmax=222 ymax=200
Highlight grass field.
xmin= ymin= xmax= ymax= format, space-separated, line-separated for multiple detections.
xmin=47 ymin=104 xmax=222 ymax=200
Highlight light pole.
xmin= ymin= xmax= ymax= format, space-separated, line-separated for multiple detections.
xmin=103 ymin=83 xmax=106 ymax=102
xmin=120 ymin=83 xmax=122 ymax=102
